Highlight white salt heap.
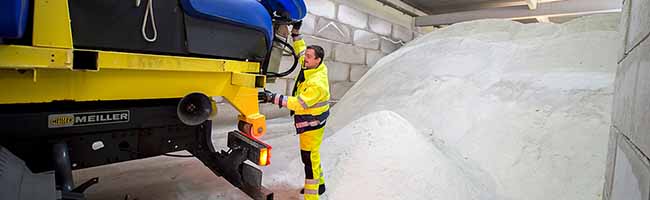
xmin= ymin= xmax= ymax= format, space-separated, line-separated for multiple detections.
xmin=322 ymin=111 xmax=497 ymax=200
xmin=321 ymin=14 xmax=621 ymax=200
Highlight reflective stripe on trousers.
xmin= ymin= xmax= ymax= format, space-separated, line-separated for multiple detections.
xmin=300 ymin=125 xmax=325 ymax=200
xmin=295 ymin=110 xmax=329 ymax=134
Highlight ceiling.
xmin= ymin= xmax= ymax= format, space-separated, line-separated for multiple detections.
xmin=400 ymin=0 xmax=530 ymax=15
xmin=401 ymin=0 xmax=622 ymax=26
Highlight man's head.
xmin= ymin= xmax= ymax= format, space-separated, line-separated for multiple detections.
xmin=304 ymin=45 xmax=325 ymax=69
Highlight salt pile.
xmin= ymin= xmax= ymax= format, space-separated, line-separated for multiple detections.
xmin=322 ymin=14 xmax=621 ymax=200
xmin=321 ymin=111 xmax=496 ymax=200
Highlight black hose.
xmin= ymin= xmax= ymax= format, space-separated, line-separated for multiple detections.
xmin=266 ymin=36 xmax=299 ymax=78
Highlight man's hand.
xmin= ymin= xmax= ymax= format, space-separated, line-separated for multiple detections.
xmin=258 ymin=90 xmax=275 ymax=103
xmin=291 ymin=20 xmax=302 ymax=35
xmin=258 ymin=90 xmax=287 ymax=108
xmin=292 ymin=20 xmax=303 ymax=30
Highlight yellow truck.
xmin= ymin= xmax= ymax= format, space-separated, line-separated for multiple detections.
xmin=0 ymin=0 xmax=305 ymax=199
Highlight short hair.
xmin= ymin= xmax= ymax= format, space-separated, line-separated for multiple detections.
xmin=307 ymin=45 xmax=325 ymax=60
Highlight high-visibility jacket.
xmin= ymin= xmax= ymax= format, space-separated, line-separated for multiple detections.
xmin=269 ymin=36 xmax=331 ymax=134
xmin=286 ymin=38 xmax=330 ymax=116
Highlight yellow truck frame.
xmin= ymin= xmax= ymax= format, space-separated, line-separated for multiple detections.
xmin=0 ymin=0 xmax=268 ymax=137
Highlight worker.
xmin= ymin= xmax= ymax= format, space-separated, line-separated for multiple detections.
xmin=259 ymin=20 xmax=330 ymax=200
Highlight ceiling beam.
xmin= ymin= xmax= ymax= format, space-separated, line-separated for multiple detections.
xmin=527 ymin=0 xmax=538 ymax=10
xmin=376 ymin=0 xmax=423 ymax=17
xmin=536 ymin=16 xmax=550 ymax=23
xmin=424 ymin=0 xmax=529 ymax=15
xmin=415 ymin=0 xmax=621 ymax=26
xmin=418 ymin=0 xmax=564 ymax=15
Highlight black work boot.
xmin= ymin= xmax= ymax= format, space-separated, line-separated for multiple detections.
xmin=300 ymin=184 xmax=326 ymax=195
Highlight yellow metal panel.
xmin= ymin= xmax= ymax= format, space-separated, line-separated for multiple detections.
xmin=224 ymin=87 xmax=266 ymax=137
xmin=223 ymin=87 xmax=260 ymax=116
xmin=231 ymin=72 xmax=264 ymax=88
xmin=33 ymin=0 xmax=73 ymax=49
xmin=0 ymin=45 xmax=72 ymax=69
xmin=0 ymin=55 xmax=267 ymax=136
xmin=239 ymin=113 xmax=267 ymax=138
xmin=0 ymin=67 xmax=266 ymax=136
xmin=0 ymin=69 xmax=240 ymax=104
xmin=96 ymin=51 xmax=255 ymax=72
xmin=224 ymin=61 xmax=261 ymax=73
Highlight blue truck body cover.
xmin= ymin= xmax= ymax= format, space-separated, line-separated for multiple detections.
xmin=181 ymin=0 xmax=274 ymax=48
xmin=0 ymin=0 xmax=29 ymax=39
xmin=261 ymin=0 xmax=307 ymax=20
xmin=0 ymin=0 xmax=306 ymax=45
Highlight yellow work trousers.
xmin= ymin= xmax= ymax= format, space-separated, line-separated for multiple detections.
xmin=299 ymin=126 xmax=325 ymax=200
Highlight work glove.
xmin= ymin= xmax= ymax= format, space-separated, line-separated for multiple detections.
xmin=291 ymin=20 xmax=302 ymax=37
xmin=258 ymin=90 xmax=274 ymax=104
xmin=292 ymin=20 xmax=303 ymax=31
xmin=258 ymin=90 xmax=287 ymax=108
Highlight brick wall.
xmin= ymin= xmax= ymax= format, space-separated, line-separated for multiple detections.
xmin=266 ymin=0 xmax=420 ymax=103
xmin=214 ymin=0 xmax=423 ymax=123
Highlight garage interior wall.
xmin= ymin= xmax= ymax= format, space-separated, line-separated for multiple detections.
xmin=604 ymin=0 xmax=650 ymax=199
xmin=215 ymin=0 xmax=424 ymax=124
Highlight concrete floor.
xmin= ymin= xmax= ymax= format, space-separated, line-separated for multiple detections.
xmin=72 ymin=117 xmax=301 ymax=200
